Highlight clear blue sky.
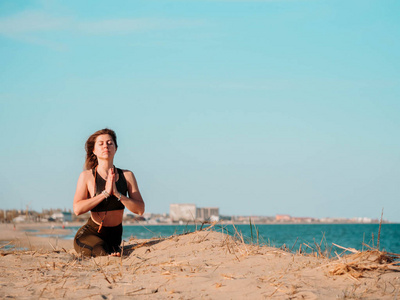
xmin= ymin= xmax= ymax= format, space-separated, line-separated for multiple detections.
xmin=0 ymin=0 xmax=399 ymax=221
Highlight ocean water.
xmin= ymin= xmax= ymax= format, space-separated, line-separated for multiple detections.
xmin=65 ymin=223 xmax=400 ymax=254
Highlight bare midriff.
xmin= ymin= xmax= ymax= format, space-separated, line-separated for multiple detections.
xmin=91 ymin=209 xmax=124 ymax=227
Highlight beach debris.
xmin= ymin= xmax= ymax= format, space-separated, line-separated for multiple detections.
xmin=221 ymin=273 xmax=236 ymax=280
xmin=329 ymin=249 xmax=400 ymax=278
xmin=161 ymin=271 xmax=172 ymax=276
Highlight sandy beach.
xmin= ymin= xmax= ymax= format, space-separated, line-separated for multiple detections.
xmin=1 ymin=223 xmax=399 ymax=299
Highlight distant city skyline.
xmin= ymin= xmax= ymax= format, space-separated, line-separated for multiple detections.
xmin=0 ymin=1 xmax=399 ymax=222
xmin=0 ymin=206 xmax=391 ymax=225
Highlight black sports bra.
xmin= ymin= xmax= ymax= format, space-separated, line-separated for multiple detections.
xmin=91 ymin=167 xmax=127 ymax=212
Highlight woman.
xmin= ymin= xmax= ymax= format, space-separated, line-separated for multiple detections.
xmin=73 ymin=128 xmax=144 ymax=257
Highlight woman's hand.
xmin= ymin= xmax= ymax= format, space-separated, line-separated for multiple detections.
xmin=105 ymin=168 xmax=115 ymax=195
xmin=111 ymin=169 xmax=120 ymax=197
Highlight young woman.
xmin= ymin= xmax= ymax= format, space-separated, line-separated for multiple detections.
xmin=73 ymin=128 xmax=144 ymax=257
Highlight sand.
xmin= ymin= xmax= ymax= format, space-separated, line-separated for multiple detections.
xmin=0 ymin=223 xmax=399 ymax=299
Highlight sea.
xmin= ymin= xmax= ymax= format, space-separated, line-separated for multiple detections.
xmin=63 ymin=223 xmax=400 ymax=255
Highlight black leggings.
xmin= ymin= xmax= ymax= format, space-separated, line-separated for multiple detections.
xmin=74 ymin=217 xmax=122 ymax=257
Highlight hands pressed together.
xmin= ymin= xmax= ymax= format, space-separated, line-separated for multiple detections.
xmin=104 ymin=168 xmax=120 ymax=199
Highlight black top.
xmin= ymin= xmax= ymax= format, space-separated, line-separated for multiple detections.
xmin=91 ymin=167 xmax=127 ymax=212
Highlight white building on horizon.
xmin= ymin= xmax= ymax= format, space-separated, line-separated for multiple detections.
xmin=196 ymin=207 xmax=219 ymax=222
xmin=170 ymin=204 xmax=219 ymax=222
xmin=170 ymin=204 xmax=196 ymax=222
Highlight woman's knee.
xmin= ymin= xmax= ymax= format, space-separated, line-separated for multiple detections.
xmin=74 ymin=239 xmax=92 ymax=257
xmin=74 ymin=237 xmax=107 ymax=257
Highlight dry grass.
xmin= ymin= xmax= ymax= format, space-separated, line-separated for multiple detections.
xmin=329 ymin=249 xmax=400 ymax=278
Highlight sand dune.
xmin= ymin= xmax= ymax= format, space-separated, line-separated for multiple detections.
xmin=1 ymin=223 xmax=399 ymax=299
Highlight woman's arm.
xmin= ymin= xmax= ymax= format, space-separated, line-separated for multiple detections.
xmin=73 ymin=171 xmax=108 ymax=215
xmin=114 ymin=170 xmax=145 ymax=215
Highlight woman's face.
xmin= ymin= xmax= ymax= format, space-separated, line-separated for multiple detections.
xmin=93 ymin=134 xmax=117 ymax=160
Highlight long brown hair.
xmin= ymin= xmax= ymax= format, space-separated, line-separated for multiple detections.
xmin=84 ymin=128 xmax=118 ymax=170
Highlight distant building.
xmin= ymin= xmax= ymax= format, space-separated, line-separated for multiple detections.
xmin=276 ymin=214 xmax=291 ymax=222
xmin=170 ymin=204 xmax=220 ymax=222
xmin=196 ymin=207 xmax=219 ymax=222
xmin=13 ymin=216 xmax=26 ymax=223
xmin=62 ymin=212 xmax=72 ymax=222
xmin=291 ymin=217 xmax=314 ymax=223
xmin=170 ymin=204 xmax=197 ymax=222
xmin=51 ymin=211 xmax=72 ymax=222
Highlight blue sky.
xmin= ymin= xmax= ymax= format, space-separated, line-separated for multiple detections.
xmin=0 ymin=0 xmax=399 ymax=221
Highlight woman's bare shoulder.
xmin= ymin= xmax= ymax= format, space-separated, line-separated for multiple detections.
xmin=120 ymin=169 xmax=134 ymax=176
xmin=78 ymin=169 xmax=93 ymax=181
xmin=120 ymin=169 xmax=136 ymax=180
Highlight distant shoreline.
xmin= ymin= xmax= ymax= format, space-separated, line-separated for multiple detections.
xmin=126 ymin=221 xmax=398 ymax=226
xmin=3 ymin=220 xmax=398 ymax=228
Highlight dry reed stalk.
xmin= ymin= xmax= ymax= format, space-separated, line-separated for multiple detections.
xmin=203 ymin=222 xmax=217 ymax=232
xmin=319 ymin=232 xmax=325 ymax=247
xmin=24 ymin=233 xmax=32 ymax=250
xmin=91 ymin=257 xmax=112 ymax=284
xmin=231 ymin=240 xmax=245 ymax=256
xmin=60 ymin=278 xmax=68 ymax=289
xmin=362 ymin=232 xmax=365 ymax=252
xmin=231 ymin=223 xmax=250 ymax=255
xmin=269 ymin=282 xmax=284 ymax=297
xmin=193 ymin=231 xmax=212 ymax=244
xmin=302 ymin=242 xmax=315 ymax=255
xmin=48 ymin=241 xmax=56 ymax=251
xmin=131 ymin=260 xmax=148 ymax=275
xmin=334 ymin=251 xmax=344 ymax=262
xmin=221 ymin=273 xmax=236 ymax=280
xmin=297 ymin=244 xmax=302 ymax=255
xmin=0 ymin=241 xmax=13 ymax=250
xmin=346 ymin=273 xmax=360 ymax=283
xmin=361 ymin=242 xmax=379 ymax=252
xmin=313 ymin=239 xmax=323 ymax=257
xmin=290 ymin=237 xmax=299 ymax=252
xmin=371 ymin=232 xmax=374 ymax=248
xmin=377 ymin=208 xmax=384 ymax=250
xmin=125 ymin=287 xmax=145 ymax=295
xmin=249 ymin=218 xmax=254 ymax=243
xmin=332 ymin=243 xmax=359 ymax=254
xmin=223 ymin=234 xmax=231 ymax=254
xmin=38 ymin=283 xmax=48 ymax=298
xmin=226 ymin=237 xmax=241 ymax=262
